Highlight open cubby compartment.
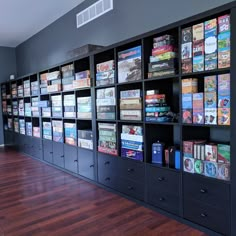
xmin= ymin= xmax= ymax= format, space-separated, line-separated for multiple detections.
xmin=60 ymin=62 xmax=75 ymax=92
xmin=63 ymin=91 xmax=76 ymax=119
xmin=24 ymin=97 xmax=31 ymax=117
xmin=117 ymin=82 xmax=143 ymax=121
xmin=30 ymin=74 xmax=39 ymax=96
xmin=25 ymin=116 xmax=32 ymax=136
xmin=50 ymin=92 xmax=62 ymax=118
xmin=51 ymin=118 xmax=64 ymax=143
xmin=42 ymin=117 xmax=52 ymax=141
xmin=116 ymin=39 xmax=143 ymax=84
xmin=94 ymin=48 xmax=116 ymax=86
xmin=74 ymin=57 xmax=90 ymax=73
xmin=76 ymin=89 xmax=92 ymax=121
xmin=145 ymin=123 xmax=181 ymax=166
xmin=32 ymin=117 xmax=41 ymax=139
xmin=117 ymin=121 xmax=144 ymax=162
xmin=6 ymin=99 xmax=13 ymax=116
xmin=144 ymin=77 xmax=179 ymax=123
xmin=5 ymin=82 xmax=11 ymax=99
xmin=16 ymin=79 xmax=23 ymax=98
xmin=77 ymin=120 xmax=93 ymax=150
xmin=63 ymin=119 xmax=77 ymax=146
xmin=143 ymin=27 xmax=179 ymax=79
xmin=40 ymin=94 xmax=51 ymax=118
xmin=23 ymin=76 xmax=31 ymax=97
xmin=11 ymin=81 xmax=17 ymax=99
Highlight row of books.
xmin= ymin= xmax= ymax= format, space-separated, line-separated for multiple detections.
xmin=181 ymin=14 xmax=230 ymax=73
xmin=183 ymin=140 xmax=230 ymax=181
xmin=182 ymin=73 xmax=230 ymax=125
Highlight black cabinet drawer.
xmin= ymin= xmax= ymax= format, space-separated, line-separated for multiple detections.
xmin=53 ymin=142 xmax=64 ymax=168
xmin=98 ymin=171 xmax=120 ymax=190
xmin=120 ymin=158 xmax=145 ymax=183
xmin=183 ymin=173 xmax=230 ymax=208
xmin=147 ymin=165 xmax=180 ymax=194
xmin=24 ymin=136 xmax=32 ymax=155
xmin=64 ymin=144 xmax=78 ymax=174
xmin=98 ymin=153 xmax=120 ymax=173
xmin=32 ymin=138 xmax=43 ymax=159
xmin=43 ymin=139 xmax=53 ymax=163
xmin=184 ymin=199 xmax=230 ymax=235
xmin=78 ymin=148 xmax=95 ymax=180
xmin=148 ymin=189 xmax=180 ymax=215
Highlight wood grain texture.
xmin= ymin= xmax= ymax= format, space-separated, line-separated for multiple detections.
xmin=0 ymin=148 xmax=207 ymax=236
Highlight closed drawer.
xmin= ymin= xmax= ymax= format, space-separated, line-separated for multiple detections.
xmin=183 ymin=173 xmax=230 ymax=208
xmin=148 ymin=189 xmax=180 ymax=215
xmin=98 ymin=171 xmax=120 ymax=190
xmin=184 ymin=199 xmax=230 ymax=235
xmin=147 ymin=165 xmax=180 ymax=194
xmin=120 ymin=158 xmax=145 ymax=183
xmin=53 ymin=142 xmax=64 ymax=168
xmin=98 ymin=153 xmax=120 ymax=172
xmin=64 ymin=144 xmax=78 ymax=173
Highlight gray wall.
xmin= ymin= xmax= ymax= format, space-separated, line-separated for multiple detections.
xmin=16 ymin=0 xmax=235 ymax=76
xmin=0 ymin=47 xmax=17 ymax=145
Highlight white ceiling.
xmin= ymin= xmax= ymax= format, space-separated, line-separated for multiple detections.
xmin=0 ymin=0 xmax=85 ymax=47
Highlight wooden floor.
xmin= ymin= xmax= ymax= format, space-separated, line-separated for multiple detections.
xmin=0 ymin=148 xmax=207 ymax=236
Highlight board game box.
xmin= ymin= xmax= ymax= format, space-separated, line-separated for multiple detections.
xmin=183 ymin=156 xmax=194 ymax=173
xmin=217 ymin=144 xmax=230 ymax=164
xmin=218 ymin=14 xmax=230 ymax=33
xmin=205 ymin=108 xmax=217 ymax=125
xmin=204 ymin=161 xmax=218 ymax=178
xmin=182 ymin=27 xmax=192 ymax=43
xmin=192 ymin=23 xmax=204 ymax=41
xmin=218 ymin=108 xmax=230 ymax=125
xmin=204 ymin=75 xmax=217 ymax=92
xmin=218 ymin=163 xmax=230 ymax=181
xmin=204 ymin=18 xmax=217 ymax=38
xmin=194 ymin=159 xmax=204 ymax=175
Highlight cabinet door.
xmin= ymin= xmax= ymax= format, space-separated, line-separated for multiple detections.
xmin=43 ymin=139 xmax=53 ymax=163
xmin=64 ymin=144 xmax=78 ymax=173
xmin=53 ymin=142 xmax=64 ymax=168
xmin=18 ymin=134 xmax=25 ymax=152
xmin=32 ymin=138 xmax=43 ymax=159
xmin=78 ymin=147 xmax=94 ymax=180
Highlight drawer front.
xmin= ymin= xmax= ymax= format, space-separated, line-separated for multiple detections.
xmin=78 ymin=148 xmax=95 ymax=180
xmin=53 ymin=142 xmax=64 ymax=168
xmin=147 ymin=165 xmax=180 ymax=194
xmin=98 ymin=171 xmax=120 ymax=190
xmin=184 ymin=199 xmax=230 ymax=235
xmin=33 ymin=138 xmax=43 ymax=159
xmin=98 ymin=153 xmax=120 ymax=173
xmin=147 ymin=188 xmax=180 ymax=215
xmin=64 ymin=144 xmax=78 ymax=173
xmin=24 ymin=136 xmax=32 ymax=155
xmin=183 ymin=173 xmax=230 ymax=208
xmin=43 ymin=139 xmax=53 ymax=163
xmin=120 ymin=159 xmax=145 ymax=183
xmin=119 ymin=178 xmax=145 ymax=201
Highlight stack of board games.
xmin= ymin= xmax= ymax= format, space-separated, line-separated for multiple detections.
xmin=51 ymin=95 xmax=62 ymax=117
xmin=7 ymin=118 xmax=13 ymax=130
xmin=11 ymin=83 xmax=17 ymax=98
xmin=73 ymin=70 xmax=91 ymax=89
xmin=78 ymin=129 xmax=93 ymax=150
xmin=33 ymin=126 xmax=40 ymax=138
xmin=77 ymin=96 xmax=92 ymax=119
xmin=26 ymin=122 xmax=32 ymax=136
xmin=2 ymin=101 xmax=7 ymax=114
xmin=121 ymin=125 xmax=143 ymax=161
xmin=148 ymin=35 xmax=177 ymax=78
xmin=181 ymin=14 xmax=230 ymax=73
xmin=64 ymin=94 xmax=76 ymax=118
xmin=31 ymin=97 xmax=40 ymax=117
xmin=40 ymin=73 xmax=48 ymax=94
xmin=23 ymin=80 xmax=30 ymax=96
xmin=62 ymin=64 xmax=74 ymax=91
xmin=64 ymin=123 xmax=77 ymax=146
xmin=183 ymin=140 xmax=230 ymax=181
xmin=17 ymin=84 xmax=23 ymax=97
xmin=19 ymin=119 xmax=25 ymax=134
xmin=31 ymin=81 xmax=39 ymax=96
xmin=43 ymin=121 xmax=52 ymax=140
xmin=96 ymin=60 xmax=115 ymax=86
xmin=24 ymin=102 xmax=31 ymax=117
xmin=14 ymin=118 xmax=19 ymax=133
xmin=12 ymin=101 xmax=18 ymax=116
xmin=120 ymin=89 xmax=142 ymax=121
xmin=47 ymin=71 xmax=61 ymax=93
xmin=145 ymin=90 xmax=171 ymax=122
xmin=7 ymin=104 xmax=12 ymax=116
xmin=39 ymin=100 xmax=51 ymax=117
xmin=52 ymin=120 xmax=63 ymax=143
xmin=118 ymin=46 xmax=142 ymax=83
xmin=96 ymin=87 xmax=116 ymax=120
xmin=18 ymin=99 xmax=24 ymax=116
xmin=98 ymin=123 xmax=117 ymax=155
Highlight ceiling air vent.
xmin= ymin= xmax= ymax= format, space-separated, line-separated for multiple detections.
xmin=76 ymin=0 xmax=113 ymax=28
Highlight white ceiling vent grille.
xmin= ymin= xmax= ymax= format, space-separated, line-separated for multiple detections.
xmin=76 ymin=0 xmax=113 ymax=28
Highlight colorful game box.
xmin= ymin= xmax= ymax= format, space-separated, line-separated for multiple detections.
xmin=193 ymin=93 xmax=204 ymax=124
xmin=182 ymin=78 xmax=198 ymax=94
xmin=205 ymin=108 xmax=217 ymax=125
xmin=218 ymin=108 xmax=230 ymax=125
xmin=204 ymin=92 xmax=217 ymax=108
xmin=182 ymin=93 xmax=192 ymax=123
xmin=204 ymin=75 xmax=217 ymax=92
xmin=194 ymin=159 xmax=204 ymax=174
xmin=192 ymin=23 xmax=204 ymax=41
xmin=182 ymin=27 xmax=192 ymax=43
xmin=217 ymin=144 xmax=230 ymax=164
xmin=204 ymin=18 xmax=217 ymax=38
xmin=218 ymin=14 xmax=230 ymax=33
xmin=204 ymin=161 xmax=218 ymax=178
xmin=184 ymin=156 xmax=194 ymax=173
xmin=218 ymin=163 xmax=230 ymax=181
xmin=205 ymin=144 xmax=218 ymax=162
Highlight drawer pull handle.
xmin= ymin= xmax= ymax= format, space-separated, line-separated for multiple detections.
xmin=158 ymin=177 xmax=164 ymax=181
xmin=128 ymin=186 xmax=134 ymax=190
xmin=200 ymin=189 xmax=207 ymax=193
xmin=159 ymin=197 xmax=165 ymax=201
xmin=50 ymin=152 xmax=53 ymax=154
xmin=105 ymin=177 xmax=110 ymax=181
xmin=200 ymin=213 xmax=207 ymax=218
xmin=74 ymin=160 xmax=78 ymax=162
xmin=31 ymin=146 xmax=34 ymax=148
xmin=127 ymin=168 xmax=134 ymax=172
xmin=90 ymin=164 xmax=94 ymax=168
xmin=104 ymin=161 xmax=110 ymax=165
xmin=61 ymin=155 xmax=64 ymax=158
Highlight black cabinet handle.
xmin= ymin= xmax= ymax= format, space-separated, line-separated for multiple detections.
xmin=104 ymin=161 xmax=110 ymax=165
xmin=74 ymin=160 xmax=78 ymax=162
xmin=128 ymin=186 xmax=134 ymax=190
xmin=105 ymin=177 xmax=110 ymax=181
xmin=50 ymin=152 xmax=53 ymax=154
xmin=159 ymin=197 xmax=165 ymax=201
xmin=200 ymin=213 xmax=207 ymax=218
xmin=158 ymin=177 xmax=164 ymax=181
xmin=61 ymin=155 xmax=64 ymax=158
xmin=127 ymin=168 xmax=134 ymax=172
xmin=200 ymin=189 xmax=207 ymax=193
xmin=31 ymin=146 xmax=34 ymax=148
xmin=90 ymin=164 xmax=94 ymax=168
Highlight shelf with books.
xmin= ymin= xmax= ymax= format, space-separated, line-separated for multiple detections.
xmin=61 ymin=63 xmax=75 ymax=92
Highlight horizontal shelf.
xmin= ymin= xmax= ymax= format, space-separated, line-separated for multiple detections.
xmin=95 ymin=84 xmax=116 ymax=89
xmin=77 ymin=118 xmax=92 ymax=121
xmin=182 ymin=123 xmax=230 ymax=128
xmin=74 ymin=87 xmax=92 ymax=91
xmin=116 ymin=80 xmax=143 ymax=86
xmin=181 ymin=67 xmax=230 ymax=77
xmin=145 ymin=121 xmax=179 ymax=126
xmin=145 ymin=74 xmax=179 ymax=82
xmin=96 ymin=119 xmax=117 ymax=122
xmin=117 ymin=120 xmax=143 ymax=124
xmin=147 ymin=162 xmax=181 ymax=173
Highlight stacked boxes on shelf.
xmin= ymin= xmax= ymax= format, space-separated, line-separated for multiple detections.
xmin=39 ymin=100 xmax=51 ymax=117
xmin=52 ymin=120 xmax=63 ymax=142
xmin=31 ymin=97 xmax=40 ymax=117
xmin=11 ymin=83 xmax=17 ymax=98
xmin=121 ymin=125 xmax=144 ymax=161
xmin=120 ymin=89 xmax=142 ymax=121
xmin=17 ymin=84 xmax=23 ymax=97
xmin=19 ymin=119 xmax=25 ymax=135
xmin=47 ymin=71 xmax=61 ymax=93
xmin=62 ymin=64 xmax=74 ymax=91
xmin=14 ymin=118 xmax=19 ymax=133
xmin=23 ymin=80 xmax=30 ymax=96
xmin=98 ymin=123 xmax=117 ymax=155
xmin=7 ymin=104 xmax=12 ymax=116
xmin=13 ymin=101 xmax=18 ymax=116
xmin=64 ymin=123 xmax=77 ymax=146
xmin=96 ymin=87 xmax=116 ymax=120
xmin=181 ymin=27 xmax=192 ymax=73
xmin=78 ymin=130 xmax=93 ymax=150
xmin=24 ymin=102 xmax=31 ymax=117
xmin=64 ymin=94 xmax=76 ymax=118
xmin=40 ymin=73 xmax=48 ymax=94
xmin=51 ymin=95 xmax=62 ymax=118
xmin=118 ymin=46 xmax=142 ymax=83
xmin=183 ymin=140 xmax=230 ymax=181
xmin=96 ymin=60 xmax=115 ymax=86
xmin=26 ymin=122 xmax=32 ymax=136
xmin=77 ymin=96 xmax=92 ymax=119
xmin=31 ymin=81 xmax=39 ymax=96
xmin=18 ymin=99 xmax=24 ymax=116
xmin=43 ymin=121 xmax=52 ymax=140
xmin=148 ymin=35 xmax=177 ymax=78
xmin=33 ymin=126 xmax=40 ymax=138
xmin=145 ymin=90 xmax=171 ymax=122
xmin=73 ymin=70 xmax=91 ymax=89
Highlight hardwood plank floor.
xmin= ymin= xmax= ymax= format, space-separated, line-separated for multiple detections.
xmin=0 ymin=148 xmax=207 ymax=236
